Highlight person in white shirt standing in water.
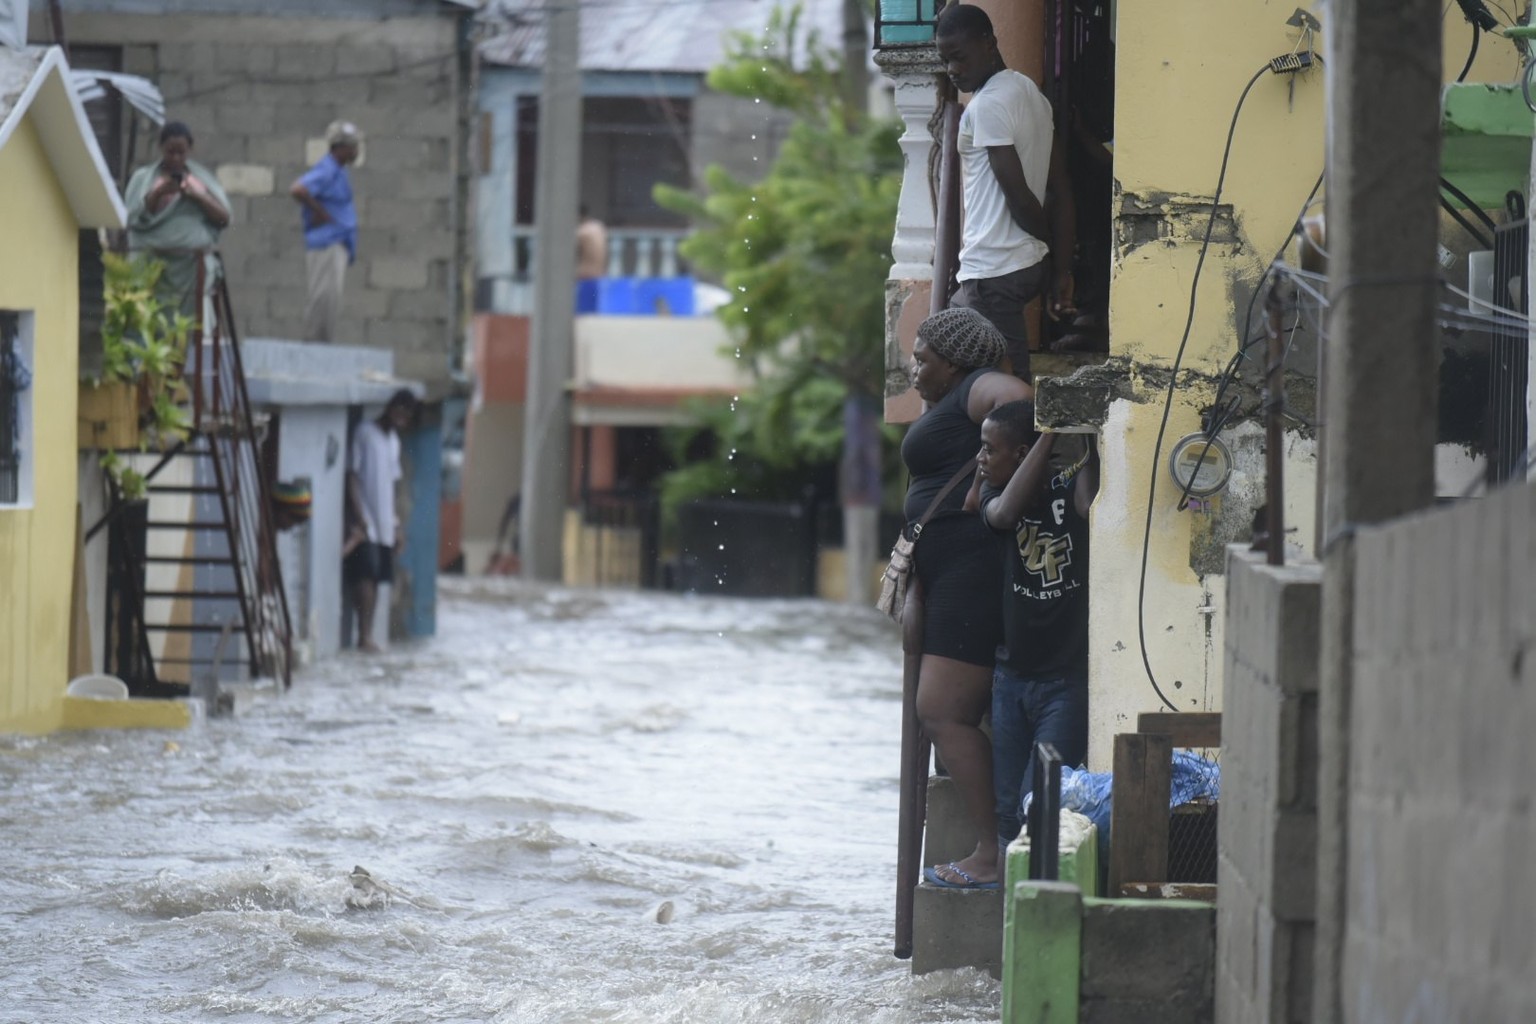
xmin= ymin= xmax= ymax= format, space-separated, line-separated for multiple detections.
xmin=345 ymin=389 xmax=418 ymax=653
xmin=936 ymin=3 xmax=1075 ymax=384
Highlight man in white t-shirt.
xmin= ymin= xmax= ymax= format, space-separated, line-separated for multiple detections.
xmin=936 ymin=3 xmax=1075 ymax=383
xmin=345 ymin=389 xmax=418 ymax=652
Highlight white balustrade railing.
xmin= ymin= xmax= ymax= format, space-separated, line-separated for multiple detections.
xmin=483 ymin=227 xmax=691 ymax=316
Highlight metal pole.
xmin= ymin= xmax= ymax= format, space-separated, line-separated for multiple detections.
xmin=1264 ymin=285 xmax=1286 ymax=566
xmin=1027 ymin=742 xmax=1063 ymax=881
xmin=894 ymin=584 xmax=929 ymax=959
xmin=519 ymin=0 xmax=582 ymax=581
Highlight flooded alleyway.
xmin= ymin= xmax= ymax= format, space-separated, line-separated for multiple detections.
xmin=1 ymin=580 xmax=998 ymax=1023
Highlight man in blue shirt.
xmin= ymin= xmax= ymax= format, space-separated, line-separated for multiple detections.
xmin=290 ymin=120 xmax=361 ymax=342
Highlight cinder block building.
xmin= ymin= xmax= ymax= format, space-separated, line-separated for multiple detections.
xmin=30 ymin=0 xmax=476 ymax=392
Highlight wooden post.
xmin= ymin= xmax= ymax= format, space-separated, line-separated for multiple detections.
xmin=1108 ymin=732 xmax=1173 ymax=896
xmin=1136 ymin=711 xmax=1222 ymax=749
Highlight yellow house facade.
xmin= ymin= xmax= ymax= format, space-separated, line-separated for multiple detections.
xmin=0 ymin=46 xmax=126 ymax=733
xmin=878 ymin=2 xmax=1518 ymax=764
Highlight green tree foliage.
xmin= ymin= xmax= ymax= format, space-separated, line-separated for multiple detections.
xmin=654 ymin=5 xmax=901 ymax=513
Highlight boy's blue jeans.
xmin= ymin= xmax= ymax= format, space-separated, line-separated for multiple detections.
xmin=992 ymin=665 xmax=1088 ymax=848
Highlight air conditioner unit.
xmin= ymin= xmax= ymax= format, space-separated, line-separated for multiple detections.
xmin=1466 ymin=249 xmax=1495 ymax=315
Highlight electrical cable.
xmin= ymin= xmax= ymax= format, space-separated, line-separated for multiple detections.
xmin=1184 ymin=169 xmax=1325 ymax=522
xmin=1439 ymin=194 xmax=1496 ymax=249
xmin=1458 ymin=19 xmax=1482 ymax=80
xmin=1134 ymin=60 xmax=1274 ymax=713
xmin=1234 ymin=171 xmax=1326 ymax=374
xmin=1439 ymin=176 xmax=1501 ymax=237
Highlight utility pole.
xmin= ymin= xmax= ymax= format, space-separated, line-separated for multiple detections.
xmin=840 ymin=0 xmax=880 ymax=605
xmin=1312 ymin=1 xmax=1441 ymax=1019
xmin=519 ymin=0 xmax=581 ymax=581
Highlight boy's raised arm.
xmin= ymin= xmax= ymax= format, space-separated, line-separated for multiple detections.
xmin=983 ymin=432 xmax=1058 ymax=531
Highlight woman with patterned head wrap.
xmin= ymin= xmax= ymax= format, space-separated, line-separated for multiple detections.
xmin=900 ymin=306 xmax=1031 ymax=890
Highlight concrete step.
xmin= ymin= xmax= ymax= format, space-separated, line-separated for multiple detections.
xmin=913 ymin=772 xmax=1003 ymax=977
xmin=912 ymin=881 xmax=1002 ymax=977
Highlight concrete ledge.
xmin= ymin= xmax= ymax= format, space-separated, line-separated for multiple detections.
xmin=61 ymin=696 xmax=199 ymax=731
xmin=1080 ymin=898 xmax=1215 ymax=1023
xmin=241 ymin=338 xmax=419 ymax=407
xmin=912 ymin=882 xmax=1002 ymax=976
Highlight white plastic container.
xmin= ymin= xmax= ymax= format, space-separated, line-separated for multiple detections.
xmin=66 ymin=674 xmax=130 ymax=700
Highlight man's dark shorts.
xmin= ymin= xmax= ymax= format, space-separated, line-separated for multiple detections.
xmin=345 ymin=542 xmax=394 ymax=585
xmin=951 ymin=262 xmax=1047 ymax=381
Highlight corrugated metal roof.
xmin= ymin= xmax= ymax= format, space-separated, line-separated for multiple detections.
xmin=479 ymin=0 xmax=854 ymax=74
xmin=71 ymin=69 xmax=166 ymax=125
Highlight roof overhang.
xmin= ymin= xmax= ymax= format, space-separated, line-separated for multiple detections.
xmin=0 ymin=46 xmax=125 ymax=229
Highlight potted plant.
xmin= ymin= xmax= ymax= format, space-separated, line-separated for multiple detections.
xmin=81 ymin=254 xmax=194 ymax=489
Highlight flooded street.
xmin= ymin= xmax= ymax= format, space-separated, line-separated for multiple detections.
xmin=1 ymin=580 xmax=998 ymax=1023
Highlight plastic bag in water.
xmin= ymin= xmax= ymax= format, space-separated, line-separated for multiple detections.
xmin=1025 ymin=751 xmax=1221 ymax=839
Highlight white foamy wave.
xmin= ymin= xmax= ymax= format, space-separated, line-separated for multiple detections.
xmin=605 ymin=703 xmax=689 ymax=734
xmin=119 ymin=857 xmax=358 ymax=918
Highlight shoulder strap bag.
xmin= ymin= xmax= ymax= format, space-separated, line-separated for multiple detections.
xmin=875 ymin=463 xmax=975 ymax=624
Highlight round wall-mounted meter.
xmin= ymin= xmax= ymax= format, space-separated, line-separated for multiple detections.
xmin=1168 ymin=433 xmax=1234 ymax=499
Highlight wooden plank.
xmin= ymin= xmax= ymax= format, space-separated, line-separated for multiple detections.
xmin=1108 ymin=732 xmax=1173 ymax=898
xmin=1119 ymin=882 xmax=1218 ymax=903
xmin=1137 ymin=711 xmax=1222 ymax=749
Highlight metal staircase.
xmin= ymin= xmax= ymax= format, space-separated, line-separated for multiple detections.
xmin=89 ymin=254 xmax=292 ymax=696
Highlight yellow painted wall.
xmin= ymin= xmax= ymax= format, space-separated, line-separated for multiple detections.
xmin=1071 ymin=3 xmax=1515 ymax=763
xmin=0 ymin=116 xmax=82 ymax=734
xmin=1063 ymin=3 xmax=1327 ymax=760
xmin=880 ymin=4 xmax=1524 ymax=767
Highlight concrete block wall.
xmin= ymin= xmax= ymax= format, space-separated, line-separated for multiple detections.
xmin=1002 ymin=883 xmax=1215 ymax=1024
xmin=1216 ymin=550 xmax=1320 ymax=1023
xmin=47 ymin=8 xmax=467 ymax=390
xmin=1080 ymin=899 xmax=1215 ymax=1023
xmin=1341 ymin=481 xmax=1536 ymax=1022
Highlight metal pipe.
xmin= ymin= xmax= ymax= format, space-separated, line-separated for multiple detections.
xmin=1027 ymin=742 xmax=1064 ymax=881
xmin=1265 ymin=285 xmax=1287 ymax=566
xmin=893 ymin=583 xmax=928 ymax=959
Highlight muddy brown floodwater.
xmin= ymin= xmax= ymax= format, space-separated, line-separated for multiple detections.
xmin=1 ymin=578 xmax=999 ymax=1023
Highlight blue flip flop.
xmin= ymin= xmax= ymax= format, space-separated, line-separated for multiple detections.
xmin=923 ymin=862 xmax=1000 ymax=890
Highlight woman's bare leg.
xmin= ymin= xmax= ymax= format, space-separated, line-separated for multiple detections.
xmin=916 ymin=652 xmax=997 ymax=883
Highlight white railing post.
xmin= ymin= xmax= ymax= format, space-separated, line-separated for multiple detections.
xmin=877 ymin=47 xmax=944 ymax=281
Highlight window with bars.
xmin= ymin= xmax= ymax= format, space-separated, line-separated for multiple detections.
xmin=876 ymin=0 xmax=941 ymax=47
xmin=0 ymin=311 xmax=33 ymax=506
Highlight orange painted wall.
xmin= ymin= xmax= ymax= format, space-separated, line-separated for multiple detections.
xmin=472 ymin=314 xmax=529 ymax=405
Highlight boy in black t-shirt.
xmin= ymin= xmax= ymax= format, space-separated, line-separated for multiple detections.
xmin=977 ymin=400 xmax=1098 ymax=850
